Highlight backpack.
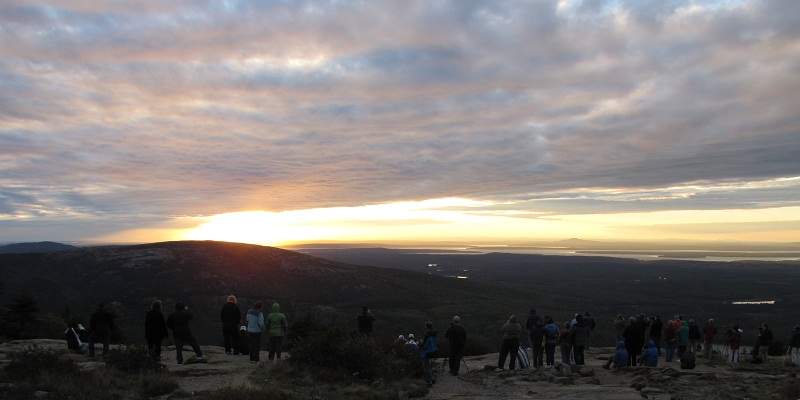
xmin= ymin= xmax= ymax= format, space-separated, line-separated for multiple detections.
xmin=517 ymin=346 xmax=530 ymax=369
xmin=680 ymin=352 xmax=696 ymax=370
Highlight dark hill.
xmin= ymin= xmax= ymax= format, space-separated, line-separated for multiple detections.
xmin=0 ymin=241 xmax=78 ymax=254
xmin=0 ymin=241 xmax=526 ymax=346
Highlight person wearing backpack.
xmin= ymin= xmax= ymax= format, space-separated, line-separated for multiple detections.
xmin=526 ymin=309 xmax=544 ymax=369
xmin=266 ymin=302 xmax=288 ymax=361
xmin=445 ymin=316 xmax=467 ymax=376
xmin=245 ymin=301 xmax=265 ymax=362
xmin=420 ymin=322 xmax=438 ymax=386
xmin=498 ymin=315 xmax=522 ymax=370
xmin=543 ymin=316 xmax=559 ymax=368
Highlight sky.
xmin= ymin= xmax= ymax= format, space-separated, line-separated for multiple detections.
xmin=1 ymin=0 xmax=799 ymax=246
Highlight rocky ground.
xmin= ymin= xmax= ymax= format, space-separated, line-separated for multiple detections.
xmin=1 ymin=340 xmax=798 ymax=399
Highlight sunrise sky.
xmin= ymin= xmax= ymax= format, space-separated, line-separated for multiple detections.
xmin=2 ymin=0 xmax=799 ymax=246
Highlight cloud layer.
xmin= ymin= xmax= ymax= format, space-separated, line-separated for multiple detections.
xmin=1 ymin=0 xmax=799 ymax=241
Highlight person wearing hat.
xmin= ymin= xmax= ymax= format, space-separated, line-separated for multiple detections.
xmin=445 ymin=315 xmax=467 ymax=376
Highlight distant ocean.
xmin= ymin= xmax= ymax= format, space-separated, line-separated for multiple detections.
xmin=409 ymin=247 xmax=800 ymax=262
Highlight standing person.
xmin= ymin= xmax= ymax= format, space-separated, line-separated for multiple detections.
xmin=357 ymin=306 xmax=375 ymax=336
xmin=221 ymin=295 xmax=242 ymax=355
xmin=702 ymin=319 xmax=717 ymax=359
xmin=787 ymin=325 xmax=800 ymax=365
xmin=166 ymin=303 xmax=204 ymax=364
xmin=727 ymin=325 xmax=743 ymax=363
xmin=677 ymin=320 xmax=690 ymax=358
xmin=623 ymin=317 xmax=640 ymax=366
xmin=266 ymin=302 xmax=288 ymax=361
xmin=570 ymin=314 xmax=591 ymax=365
xmin=559 ymin=321 xmax=573 ymax=365
xmin=498 ymin=315 xmax=522 ymax=370
xmin=649 ymin=316 xmax=663 ymax=356
xmin=584 ymin=312 xmax=596 ymax=348
xmin=543 ymin=316 xmax=559 ymax=368
xmin=88 ymin=303 xmax=115 ymax=357
xmin=526 ymin=309 xmax=544 ymax=369
xmin=614 ymin=315 xmax=627 ymax=340
xmin=420 ymin=322 xmax=438 ymax=387
xmin=755 ymin=323 xmax=773 ymax=361
xmin=664 ymin=317 xmax=680 ymax=362
xmin=688 ymin=319 xmax=702 ymax=353
xmin=245 ymin=302 xmax=265 ymax=362
xmin=144 ymin=300 xmax=168 ymax=361
xmin=445 ymin=316 xmax=467 ymax=376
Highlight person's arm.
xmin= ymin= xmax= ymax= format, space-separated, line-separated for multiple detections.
xmin=281 ymin=315 xmax=288 ymax=335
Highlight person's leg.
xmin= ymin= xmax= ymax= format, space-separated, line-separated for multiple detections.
xmin=546 ymin=344 xmax=555 ymax=366
xmin=154 ymin=340 xmax=162 ymax=360
xmin=275 ymin=336 xmax=284 ymax=359
xmin=190 ymin=337 xmax=203 ymax=358
xmin=509 ymin=339 xmax=519 ymax=370
xmin=423 ymin=357 xmax=433 ymax=384
xmin=175 ymin=339 xmax=184 ymax=364
xmin=88 ymin=334 xmax=95 ymax=357
xmin=498 ymin=340 xmax=507 ymax=369
xmin=573 ymin=346 xmax=583 ymax=365
xmin=249 ymin=333 xmax=260 ymax=362
xmin=223 ymin=330 xmax=232 ymax=354
xmin=102 ymin=335 xmax=110 ymax=356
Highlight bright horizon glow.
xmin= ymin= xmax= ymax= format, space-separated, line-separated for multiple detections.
xmin=170 ymin=198 xmax=800 ymax=246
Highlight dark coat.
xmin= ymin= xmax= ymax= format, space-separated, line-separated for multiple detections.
xmin=790 ymin=330 xmax=800 ymax=347
xmin=167 ymin=309 xmax=195 ymax=341
xmin=145 ymin=310 xmax=168 ymax=342
xmin=526 ymin=313 xmax=544 ymax=343
xmin=357 ymin=313 xmax=375 ymax=334
xmin=445 ymin=324 xmax=467 ymax=351
xmin=220 ymin=303 xmax=242 ymax=332
xmin=89 ymin=309 xmax=114 ymax=338
xmin=649 ymin=319 xmax=663 ymax=339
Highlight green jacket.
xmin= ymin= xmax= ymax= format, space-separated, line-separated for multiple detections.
xmin=266 ymin=302 xmax=288 ymax=337
xmin=678 ymin=322 xmax=690 ymax=345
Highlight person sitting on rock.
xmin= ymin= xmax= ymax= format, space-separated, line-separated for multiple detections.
xmin=604 ymin=340 xmax=629 ymax=370
xmin=64 ymin=322 xmax=88 ymax=354
xmin=639 ymin=340 xmax=659 ymax=367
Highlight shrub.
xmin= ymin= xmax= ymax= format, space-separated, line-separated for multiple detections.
xmin=104 ymin=345 xmax=163 ymax=373
xmin=4 ymin=347 xmax=78 ymax=381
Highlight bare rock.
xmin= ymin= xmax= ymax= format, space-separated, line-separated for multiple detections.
xmin=33 ymin=390 xmax=50 ymax=399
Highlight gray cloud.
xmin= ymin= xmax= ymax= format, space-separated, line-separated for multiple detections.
xmin=1 ymin=0 xmax=799 ymax=239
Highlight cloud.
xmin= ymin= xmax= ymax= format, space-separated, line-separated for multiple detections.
xmin=0 ymin=0 xmax=799 ymax=241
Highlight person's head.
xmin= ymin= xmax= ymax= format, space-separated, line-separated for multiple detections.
xmin=576 ymin=314 xmax=584 ymax=323
xmin=762 ymin=323 xmax=769 ymax=329
xmin=616 ymin=314 xmax=623 ymax=320
xmin=398 ymin=334 xmax=406 ymax=342
xmin=545 ymin=316 xmax=553 ymax=324
xmin=708 ymin=318 xmax=714 ymax=325
xmin=629 ymin=316 xmax=636 ymax=323
xmin=794 ymin=325 xmax=800 ymax=332
xmin=254 ymin=301 xmax=263 ymax=310
xmin=530 ymin=308 xmax=536 ymax=315
xmin=227 ymin=295 xmax=237 ymax=304
xmin=271 ymin=302 xmax=281 ymax=312
xmin=408 ymin=333 xmax=415 ymax=340
xmin=508 ymin=314 xmax=517 ymax=323
xmin=151 ymin=300 xmax=162 ymax=312
xmin=689 ymin=319 xmax=695 ymax=325
xmin=97 ymin=303 xmax=106 ymax=311
xmin=452 ymin=315 xmax=461 ymax=324
xmin=425 ymin=321 xmax=433 ymax=330
xmin=175 ymin=302 xmax=186 ymax=311
xmin=585 ymin=312 xmax=591 ymax=317
xmin=617 ymin=340 xmax=626 ymax=349
xmin=362 ymin=306 xmax=369 ymax=314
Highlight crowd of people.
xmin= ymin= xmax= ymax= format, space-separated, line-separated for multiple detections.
xmin=62 ymin=299 xmax=800 ymax=387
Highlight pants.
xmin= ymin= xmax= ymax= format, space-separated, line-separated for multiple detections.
xmin=545 ymin=343 xmax=556 ymax=366
xmin=449 ymin=346 xmax=464 ymax=375
xmin=223 ymin=327 xmax=239 ymax=354
xmin=666 ymin=341 xmax=676 ymax=362
xmin=147 ymin=339 xmax=162 ymax=360
xmin=88 ymin=333 xmax=109 ymax=357
xmin=703 ymin=340 xmax=713 ymax=359
xmin=531 ymin=336 xmax=544 ymax=368
xmin=573 ymin=345 xmax=585 ymax=365
xmin=730 ymin=348 xmax=739 ymax=363
xmin=561 ymin=345 xmax=572 ymax=365
xmin=651 ymin=336 xmax=661 ymax=355
xmin=248 ymin=333 xmax=261 ymax=361
xmin=498 ymin=338 xmax=519 ymax=369
xmin=423 ymin=356 xmax=434 ymax=384
xmin=269 ymin=336 xmax=284 ymax=360
xmin=174 ymin=336 xmax=202 ymax=364
xmin=628 ymin=346 xmax=640 ymax=367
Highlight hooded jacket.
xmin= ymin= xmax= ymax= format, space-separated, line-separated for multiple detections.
xmin=678 ymin=322 xmax=690 ymax=345
xmin=166 ymin=307 xmax=194 ymax=341
xmin=246 ymin=308 xmax=265 ymax=333
xmin=445 ymin=323 xmax=467 ymax=350
xmin=544 ymin=322 xmax=560 ymax=345
xmin=266 ymin=303 xmax=288 ymax=337
xmin=145 ymin=309 xmax=168 ymax=342
xmin=640 ymin=340 xmax=658 ymax=367
xmin=613 ymin=341 xmax=629 ymax=368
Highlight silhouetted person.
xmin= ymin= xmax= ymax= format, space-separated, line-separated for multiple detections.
xmin=245 ymin=301 xmax=265 ymax=362
xmin=445 ymin=315 xmax=467 ymax=376
xmin=754 ymin=323 xmax=773 ymax=361
xmin=88 ymin=303 xmax=114 ymax=357
xmin=166 ymin=303 xmax=203 ymax=364
xmin=703 ymin=319 xmax=717 ymax=359
xmin=420 ymin=321 xmax=438 ymax=386
xmin=64 ymin=322 xmax=88 ymax=354
xmin=526 ymin=308 xmax=544 ymax=368
xmin=266 ymin=302 xmax=287 ymax=361
xmin=498 ymin=314 xmax=522 ymax=370
xmin=543 ymin=316 xmax=559 ymax=367
xmin=614 ymin=315 xmax=627 ymax=340
xmin=788 ymin=325 xmax=800 ymax=365
xmin=688 ymin=319 xmax=701 ymax=353
xmin=649 ymin=315 xmax=663 ymax=355
xmin=623 ymin=317 xmax=641 ymax=366
xmin=677 ymin=319 xmax=690 ymax=358
xmin=570 ymin=314 xmax=591 ymax=365
xmin=145 ymin=300 xmax=168 ymax=360
xmin=221 ymin=295 xmax=242 ymax=355
xmin=664 ymin=316 xmax=681 ymax=362
xmin=357 ymin=306 xmax=375 ymax=336
xmin=727 ymin=325 xmax=743 ymax=363
xmin=559 ymin=321 xmax=573 ymax=365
